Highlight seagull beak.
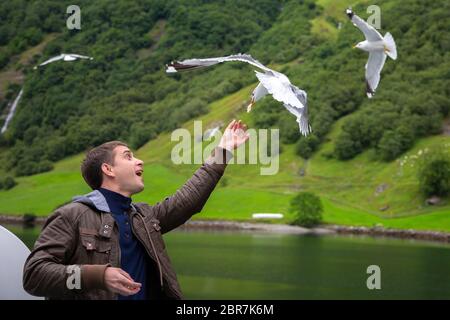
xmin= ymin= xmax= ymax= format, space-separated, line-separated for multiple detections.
xmin=246 ymin=98 xmax=255 ymax=113
xmin=352 ymin=45 xmax=356 ymax=49
xmin=384 ymin=45 xmax=390 ymax=53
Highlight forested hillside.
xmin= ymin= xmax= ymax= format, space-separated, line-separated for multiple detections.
xmin=1 ymin=0 xmax=448 ymax=177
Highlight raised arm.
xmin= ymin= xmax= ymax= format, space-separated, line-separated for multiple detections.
xmin=143 ymin=120 xmax=249 ymax=233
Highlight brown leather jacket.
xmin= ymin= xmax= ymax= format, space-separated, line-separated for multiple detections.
xmin=23 ymin=147 xmax=231 ymax=300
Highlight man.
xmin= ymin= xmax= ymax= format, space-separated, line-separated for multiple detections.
xmin=23 ymin=119 xmax=249 ymax=300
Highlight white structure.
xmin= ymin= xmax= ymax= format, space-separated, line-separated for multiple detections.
xmin=252 ymin=213 xmax=284 ymax=219
xmin=0 ymin=225 xmax=43 ymax=299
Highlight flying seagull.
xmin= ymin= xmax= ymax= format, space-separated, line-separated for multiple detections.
xmin=346 ymin=8 xmax=397 ymax=98
xmin=33 ymin=53 xmax=93 ymax=69
xmin=166 ymin=54 xmax=311 ymax=136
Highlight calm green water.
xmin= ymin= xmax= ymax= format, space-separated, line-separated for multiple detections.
xmin=5 ymin=224 xmax=450 ymax=299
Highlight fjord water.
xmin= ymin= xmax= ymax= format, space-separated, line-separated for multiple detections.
xmin=7 ymin=225 xmax=450 ymax=299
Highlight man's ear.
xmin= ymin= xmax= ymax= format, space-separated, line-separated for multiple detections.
xmin=101 ymin=163 xmax=115 ymax=178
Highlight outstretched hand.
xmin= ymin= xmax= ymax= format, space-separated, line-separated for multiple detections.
xmin=218 ymin=119 xmax=250 ymax=152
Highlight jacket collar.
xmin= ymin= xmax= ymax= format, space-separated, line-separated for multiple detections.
xmin=72 ymin=189 xmax=141 ymax=215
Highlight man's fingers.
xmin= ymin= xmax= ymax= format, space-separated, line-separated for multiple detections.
xmin=118 ymin=276 xmax=141 ymax=289
xmin=232 ymin=120 xmax=240 ymax=131
xmin=119 ymin=279 xmax=142 ymax=293
xmin=231 ymin=121 xmax=237 ymax=131
xmin=109 ymin=277 xmax=141 ymax=296
xmin=116 ymin=284 xmax=141 ymax=296
xmin=226 ymin=119 xmax=236 ymax=130
xmin=118 ymin=269 xmax=133 ymax=281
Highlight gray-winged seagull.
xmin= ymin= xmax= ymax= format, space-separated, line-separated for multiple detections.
xmin=34 ymin=53 xmax=93 ymax=69
xmin=346 ymin=8 xmax=397 ymax=98
xmin=166 ymin=54 xmax=311 ymax=136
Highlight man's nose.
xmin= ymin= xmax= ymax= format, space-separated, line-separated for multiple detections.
xmin=137 ymin=158 xmax=144 ymax=166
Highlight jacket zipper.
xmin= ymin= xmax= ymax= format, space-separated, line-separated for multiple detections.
xmin=136 ymin=216 xmax=180 ymax=298
xmin=130 ymin=213 xmax=164 ymax=289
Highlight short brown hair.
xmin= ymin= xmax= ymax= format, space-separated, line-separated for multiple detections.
xmin=81 ymin=141 xmax=128 ymax=190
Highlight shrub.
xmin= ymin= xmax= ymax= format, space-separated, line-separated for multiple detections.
xmin=129 ymin=123 xmax=157 ymax=149
xmin=334 ymin=131 xmax=362 ymax=160
xmin=377 ymin=125 xmax=415 ymax=161
xmin=15 ymin=160 xmax=53 ymax=176
xmin=289 ymin=192 xmax=323 ymax=227
xmin=296 ymin=134 xmax=320 ymax=159
xmin=3 ymin=176 xmax=17 ymax=190
xmin=418 ymin=149 xmax=450 ymax=197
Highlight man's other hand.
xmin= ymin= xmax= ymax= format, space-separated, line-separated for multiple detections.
xmin=104 ymin=267 xmax=142 ymax=296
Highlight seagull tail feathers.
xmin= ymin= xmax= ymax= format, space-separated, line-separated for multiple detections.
xmin=298 ymin=116 xmax=311 ymax=137
xmin=383 ymin=32 xmax=397 ymax=60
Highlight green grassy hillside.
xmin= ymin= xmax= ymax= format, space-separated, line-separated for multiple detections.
xmin=0 ymin=84 xmax=449 ymax=231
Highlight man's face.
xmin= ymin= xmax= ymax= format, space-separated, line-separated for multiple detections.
xmin=105 ymin=146 xmax=144 ymax=195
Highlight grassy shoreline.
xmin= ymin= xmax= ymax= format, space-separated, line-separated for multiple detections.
xmin=2 ymin=215 xmax=450 ymax=244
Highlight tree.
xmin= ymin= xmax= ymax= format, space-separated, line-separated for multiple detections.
xmin=3 ymin=176 xmax=17 ymax=190
xmin=377 ymin=125 xmax=415 ymax=161
xmin=289 ymin=192 xmax=323 ymax=227
xmin=129 ymin=123 xmax=157 ymax=149
xmin=418 ymin=149 xmax=450 ymax=197
xmin=296 ymin=134 xmax=320 ymax=159
xmin=334 ymin=131 xmax=362 ymax=160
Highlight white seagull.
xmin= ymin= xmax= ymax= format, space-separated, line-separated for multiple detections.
xmin=33 ymin=53 xmax=94 ymax=69
xmin=166 ymin=54 xmax=311 ymax=136
xmin=346 ymin=8 xmax=397 ymax=98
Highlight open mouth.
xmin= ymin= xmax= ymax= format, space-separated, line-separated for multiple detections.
xmin=135 ymin=170 xmax=143 ymax=177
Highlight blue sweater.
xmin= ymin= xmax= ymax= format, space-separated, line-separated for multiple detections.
xmin=98 ymin=188 xmax=149 ymax=300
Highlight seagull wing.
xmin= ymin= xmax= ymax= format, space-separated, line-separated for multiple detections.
xmin=36 ymin=54 xmax=65 ymax=67
xmin=346 ymin=9 xmax=383 ymax=42
xmin=217 ymin=54 xmax=272 ymax=72
xmin=365 ymin=51 xmax=386 ymax=98
xmin=166 ymin=53 xmax=272 ymax=73
xmin=68 ymin=54 xmax=93 ymax=60
xmin=283 ymin=86 xmax=311 ymax=136
xmin=255 ymin=71 xmax=305 ymax=110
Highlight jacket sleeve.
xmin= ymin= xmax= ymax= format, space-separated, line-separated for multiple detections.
xmin=145 ymin=146 xmax=233 ymax=234
xmin=23 ymin=209 xmax=109 ymax=298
